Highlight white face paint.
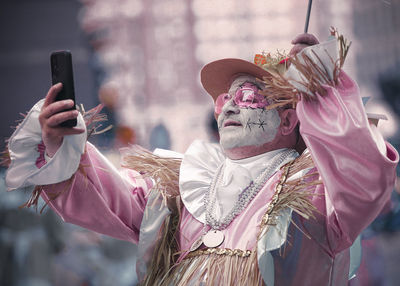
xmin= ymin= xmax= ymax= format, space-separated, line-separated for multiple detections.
xmin=217 ymin=76 xmax=281 ymax=150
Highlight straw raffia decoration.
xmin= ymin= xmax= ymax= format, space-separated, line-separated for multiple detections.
xmin=261 ymin=29 xmax=351 ymax=110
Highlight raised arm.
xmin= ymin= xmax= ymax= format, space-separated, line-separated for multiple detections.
xmin=6 ymin=83 xmax=151 ymax=244
xmin=297 ymin=71 xmax=398 ymax=251
xmin=290 ymin=34 xmax=398 ymax=252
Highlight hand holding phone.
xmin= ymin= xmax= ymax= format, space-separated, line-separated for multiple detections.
xmin=38 ymin=51 xmax=83 ymax=157
xmin=50 ymin=50 xmax=77 ymax=127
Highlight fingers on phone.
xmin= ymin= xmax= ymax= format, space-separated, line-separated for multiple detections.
xmin=47 ymin=110 xmax=79 ymax=128
xmin=44 ymin=83 xmax=63 ymax=107
xmin=42 ymin=100 xmax=75 ymax=119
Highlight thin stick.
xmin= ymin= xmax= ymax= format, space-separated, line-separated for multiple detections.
xmin=304 ymin=0 xmax=313 ymax=33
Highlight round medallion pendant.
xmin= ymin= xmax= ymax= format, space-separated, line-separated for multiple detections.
xmin=203 ymin=230 xmax=224 ymax=248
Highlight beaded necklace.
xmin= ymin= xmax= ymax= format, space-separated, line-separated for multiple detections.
xmin=191 ymin=149 xmax=296 ymax=250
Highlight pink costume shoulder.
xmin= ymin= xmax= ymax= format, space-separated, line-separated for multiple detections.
xmin=296 ymin=71 xmax=398 ymax=253
xmin=41 ymin=143 xmax=152 ymax=244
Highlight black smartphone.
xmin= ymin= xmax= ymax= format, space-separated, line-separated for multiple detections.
xmin=50 ymin=50 xmax=77 ymax=127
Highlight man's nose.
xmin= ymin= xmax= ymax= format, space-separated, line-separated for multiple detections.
xmin=222 ymin=99 xmax=240 ymax=115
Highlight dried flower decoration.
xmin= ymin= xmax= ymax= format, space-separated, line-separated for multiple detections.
xmin=257 ymin=29 xmax=351 ymax=110
xmin=254 ymin=51 xmax=289 ymax=76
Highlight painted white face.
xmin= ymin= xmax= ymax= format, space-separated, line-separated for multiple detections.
xmin=217 ymin=75 xmax=281 ymax=151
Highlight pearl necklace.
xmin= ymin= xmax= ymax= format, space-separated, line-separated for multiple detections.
xmin=194 ymin=149 xmax=296 ymax=250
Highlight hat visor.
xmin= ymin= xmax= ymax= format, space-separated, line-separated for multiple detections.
xmin=200 ymin=58 xmax=271 ymax=101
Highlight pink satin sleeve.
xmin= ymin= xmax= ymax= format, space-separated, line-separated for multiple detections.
xmin=40 ymin=143 xmax=151 ymax=244
xmin=296 ymin=71 xmax=399 ymax=253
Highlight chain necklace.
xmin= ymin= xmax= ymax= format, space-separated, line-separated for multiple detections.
xmin=194 ymin=149 xmax=296 ymax=250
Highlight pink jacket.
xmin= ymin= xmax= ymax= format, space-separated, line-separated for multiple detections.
xmin=35 ymin=72 xmax=398 ymax=285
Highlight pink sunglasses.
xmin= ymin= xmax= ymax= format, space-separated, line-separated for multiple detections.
xmin=214 ymin=82 xmax=270 ymax=115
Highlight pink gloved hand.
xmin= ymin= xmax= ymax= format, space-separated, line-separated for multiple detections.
xmin=289 ymin=33 xmax=319 ymax=56
xmin=38 ymin=83 xmax=85 ymax=157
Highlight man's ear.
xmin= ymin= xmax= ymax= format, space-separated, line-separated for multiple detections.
xmin=280 ymin=109 xmax=299 ymax=135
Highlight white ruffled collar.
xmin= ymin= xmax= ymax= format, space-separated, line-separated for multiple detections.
xmin=179 ymin=140 xmax=298 ymax=223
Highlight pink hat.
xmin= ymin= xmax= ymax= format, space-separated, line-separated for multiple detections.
xmin=200 ymin=58 xmax=272 ymax=102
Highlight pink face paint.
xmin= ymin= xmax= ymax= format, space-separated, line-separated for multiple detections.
xmin=214 ymin=82 xmax=269 ymax=115
xmin=215 ymin=93 xmax=231 ymax=115
xmin=216 ymin=78 xmax=281 ymax=153
xmin=233 ymin=82 xmax=269 ymax=109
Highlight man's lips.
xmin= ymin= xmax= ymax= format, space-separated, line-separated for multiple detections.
xmin=223 ymin=119 xmax=242 ymax=127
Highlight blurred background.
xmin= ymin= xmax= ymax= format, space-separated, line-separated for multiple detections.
xmin=0 ymin=0 xmax=399 ymax=285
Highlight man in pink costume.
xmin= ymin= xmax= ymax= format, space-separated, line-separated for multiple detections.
xmin=5 ymin=33 xmax=399 ymax=285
